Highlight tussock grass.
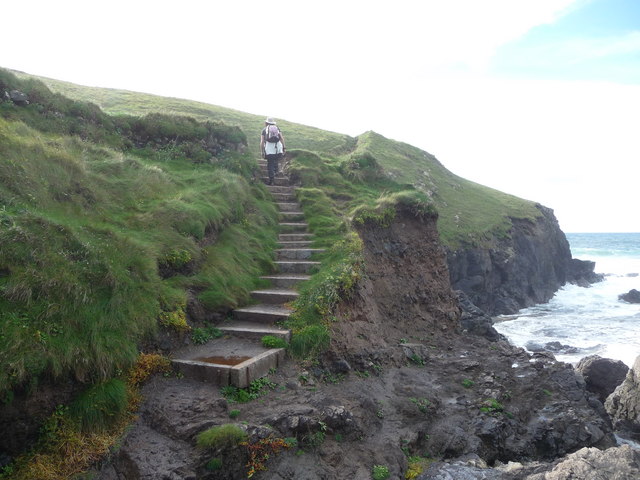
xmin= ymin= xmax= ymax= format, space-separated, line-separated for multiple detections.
xmin=196 ymin=424 xmax=248 ymax=450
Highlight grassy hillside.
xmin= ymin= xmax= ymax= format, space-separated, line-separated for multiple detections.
xmin=22 ymin=71 xmax=542 ymax=249
xmin=0 ymin=69 xmax=279 ymax=399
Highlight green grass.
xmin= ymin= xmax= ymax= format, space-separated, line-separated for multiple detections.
xmin=0 ymin=69 xmax=279 ymax=399
xmin=196 ymin=424 xmax=248 ymax=450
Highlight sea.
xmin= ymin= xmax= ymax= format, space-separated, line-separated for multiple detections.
xmin=494 ymin=233 xmax=640 ymax=368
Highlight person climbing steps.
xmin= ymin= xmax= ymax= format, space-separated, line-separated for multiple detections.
xmin=260 ymin=117 xmax=286 ymax=185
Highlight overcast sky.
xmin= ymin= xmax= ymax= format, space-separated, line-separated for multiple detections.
xmin=3 ymin=0 xmax=639 ymax=232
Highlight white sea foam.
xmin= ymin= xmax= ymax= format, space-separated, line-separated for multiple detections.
xmin=494 ymin=233 xmax=640 ymax=368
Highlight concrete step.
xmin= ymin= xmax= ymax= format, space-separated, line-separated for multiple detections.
xmin=276 ymin=260 xmax=321 ymax=274
xmin=261 ymin=176 xmax=289 ymax=186
xmin=279 ymin=233 xmax=314 ymax=241
xmin=250 ymin=288 xmax=299 ymax=304
xmin=266 ymin=185 xmax=295 ymax=194
xmin=261 ymin=274 xmax=311 ymax=288
xmin=279 ymin=211 xmax=305 ymax=221
xmin=278 ymin=241 xmax=313 ymax=248
xmin=233 ymin=303 xmax=293 ymax=323
xmin=217 ymin=321 xmax=291 ymax=342
xmin=276 ymin=248 xmax=325 ymax=260
xmin=279 ymin=222 xmax=308 ymax=233
xmin=276 ymin=202 xmax=302 ymax=212
xmin=271 ymin=192 xmax=296 ymax=202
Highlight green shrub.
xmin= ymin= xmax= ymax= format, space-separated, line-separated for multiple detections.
xmin=372 ymin=464 xmax=390 ymax=480
xmin=221 ymin=377 xmax=277 ymax=403
xmin=261 ymin=335 xmax=288 ymax=349
xmin=196 ymin=424 xmax=247 ymax=450
xmin=205 ymin=458 xmax=223 ymax=471
xmin=229 ymin=409 xmax=241 ymax=419
xmin=191 ymin=324 xmax=223 ymax=345
xmin=68 ymin=379 xmax=128 ymax=432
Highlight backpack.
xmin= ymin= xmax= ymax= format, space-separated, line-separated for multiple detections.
xmin=265 ymin=125 xmax=280 ymax=143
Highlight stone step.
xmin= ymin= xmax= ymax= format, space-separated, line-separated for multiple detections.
xmin=278 ymin=241 xmax=313 ymax=248
xmin=279 ymin=233 xmax=314 ymax=241
xmin=261 ymin=274 xmax=311 ymax=288
xmin=262 ymin=176 xmax=289 ymax=186
xmin=271 ymin=192 xmax=296 ymax=202
xmin=233 ymin=303 xmax=293 ymax=323
xmin=279 ymin=211 xmax=305 ymax=221
xmin=279 ymin=222 xmax=308 ymax=233
xmin=266 ymin=185 xmax=295 ymax=194
xmin=276 ymin=202 xmax=302 ymax=212
xmin=250 ymin=288 xmax=299 ymax=304
xmin=217 ymin=321 xmax=291 ymax=342
xmin=276 ymin=260 xmax=321 ymax=274
xmin=276 ymin=248 xmax=325 ymax=260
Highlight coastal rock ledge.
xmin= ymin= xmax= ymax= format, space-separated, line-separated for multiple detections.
xmin=447 ymin=204 xmax=601 ymax=316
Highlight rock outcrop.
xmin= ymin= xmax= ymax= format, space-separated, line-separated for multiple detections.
xmin=619 ymin=289 xmax=640 ymax=304
xmin=605 ymin=355 xmax=640 ymax=440
xmin=576 ymin=355 xmax=629 ymax=403
xmin=447 ymin=204 xmax=600 ymax=315
xmin=421 ymin=445 xmax=640 ymax=479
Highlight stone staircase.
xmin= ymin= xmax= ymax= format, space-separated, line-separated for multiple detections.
xmin=172 ymin=159 xmax=321 ymax=387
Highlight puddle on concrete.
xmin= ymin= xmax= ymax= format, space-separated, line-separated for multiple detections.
xmin=194 ymin=355 xmax=252 ymax=366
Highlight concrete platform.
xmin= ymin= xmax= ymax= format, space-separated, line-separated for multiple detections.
xmin=171 ymin=337 xmax=286 ymax=388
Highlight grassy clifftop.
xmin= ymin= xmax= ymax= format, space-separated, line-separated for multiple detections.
xmin=26 ymin=71 xmax=541 ymax=249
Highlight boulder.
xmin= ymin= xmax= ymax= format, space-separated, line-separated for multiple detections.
xmin=576 ymin=355 xmax=629 ymax=403
xmin=456 ymin=290 xmax=504 ymax=341
xmin=518 ymin=445 xmax=640 ymax=480
xmin=526 ymin=341 xmax=578 ymax=355
xmin=567 ymin=258 xmax=604 ymax=286
xmin=605 ymin=355 xmax=640 ymax=440
xmin=8 ymin=90 xmax=29 ymax=106
xmin=619 ymin=289 xmax=640 ymax=304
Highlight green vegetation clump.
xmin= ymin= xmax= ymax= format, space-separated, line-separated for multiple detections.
xmin=372 ymin=464 xmax=390 ymax=480
xmin=261 ymin=335 xmax=288 ymax=349
xmin=221 ymin=377 xmax=277 ymax=403
xmin=68 ymin=379 xmax=128 ymax=432
xmin=196 ymin=424 xmax=248 ymax=450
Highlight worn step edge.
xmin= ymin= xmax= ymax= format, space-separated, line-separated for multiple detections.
xmin=233 ymin=304 xmax=293 ymax=322
xmin=260 ymin=274 xmax=311 ymax=287
xmin=250 ymin=289 xmax=299 ymax=304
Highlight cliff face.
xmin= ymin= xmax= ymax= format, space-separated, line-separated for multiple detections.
xmin=446 ymin=204 xmax=594 ymax=315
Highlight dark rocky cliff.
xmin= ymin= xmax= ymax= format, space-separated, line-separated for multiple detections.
xmin=446 ymin=204 xmax=600 ymax=315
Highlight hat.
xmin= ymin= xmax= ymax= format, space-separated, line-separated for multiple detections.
xmin=265 ymin=117 xmax=276 ymax=125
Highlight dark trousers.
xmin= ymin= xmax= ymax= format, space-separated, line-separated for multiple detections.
xmin=265 ymin=153 xmax=281 ymax=183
